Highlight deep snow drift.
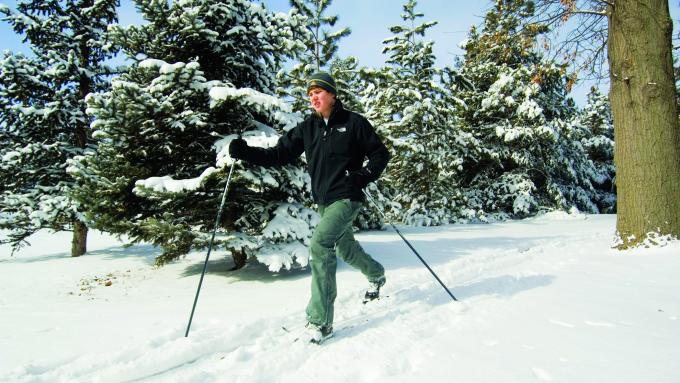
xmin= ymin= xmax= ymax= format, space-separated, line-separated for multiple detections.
xmin=1 ymin=213 xmax=679 ymax=382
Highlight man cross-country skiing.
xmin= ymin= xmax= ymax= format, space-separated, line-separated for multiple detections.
xmin=229 ymin=71 xmax=390 ymax=344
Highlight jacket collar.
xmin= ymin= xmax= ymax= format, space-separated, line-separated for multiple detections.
xmin=315 ymin=99 xmax=345 ymax=126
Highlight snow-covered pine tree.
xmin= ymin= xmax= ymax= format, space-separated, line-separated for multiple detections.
xmin=328 ymin=55 xmax=364 ymax=114
xmin=0 ymin=0 xmax=118 ymax=256
xmin=276 ymin=0 xmax=351 ymax=113
xmin=569 ymin=87 xmax=616 ymax=213
xmin=365 ymin=0 xmax=469 ymax=226
xmin=456 ymin=0 xmax=600 ymax=219
xmin=69 ymin=0 xmax=315 ymax=270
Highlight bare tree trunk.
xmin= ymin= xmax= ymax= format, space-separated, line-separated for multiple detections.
xmin=231 ymin=250 xmax=247 ymax=271
xmin=608 ymin=0 xmax=680 ymax=248
xmin=71 ymin=220 xmax=88 ymax=257
xmin=71 ymin=3 xmax=92 ymax=259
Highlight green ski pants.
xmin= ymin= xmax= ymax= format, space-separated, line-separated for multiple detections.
xmin=306 ymin=198 xmax=385 ymax=327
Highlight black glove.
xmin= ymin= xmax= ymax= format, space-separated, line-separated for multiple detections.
xmin=229 ymin=137 xmax=249 ymax=160
xmin=346 ymin=168 xmax=372 ymax=189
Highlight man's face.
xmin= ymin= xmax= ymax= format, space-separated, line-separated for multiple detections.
xmin=308 ymin=87 xmax=335 ymax=116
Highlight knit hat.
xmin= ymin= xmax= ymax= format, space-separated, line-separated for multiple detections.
xmin=307 ymin=71 xmax=337 ymax=95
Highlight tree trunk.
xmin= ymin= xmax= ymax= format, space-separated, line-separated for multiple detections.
xmin=231 ymin=250 xmax=247 ymax=271
xmin=71 ymin=220 xmax=88 ymax=257
xmin=71 ymin=3 xmax=92 ymax=258
xmin=608 ymin=0 xmax=680 ymax=248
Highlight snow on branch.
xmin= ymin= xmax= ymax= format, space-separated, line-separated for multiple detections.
xmin=209 ymin=85 xmax=301 ymax=130
xmin=133 ymin=167 xmax=217 ymax=195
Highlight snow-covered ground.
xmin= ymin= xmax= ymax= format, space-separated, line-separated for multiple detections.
xmin=1 ymin=213 xmax=679 ymax=383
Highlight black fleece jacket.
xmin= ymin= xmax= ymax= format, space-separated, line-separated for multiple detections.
xmin=238 ymin=101 xmax=390 ymax=205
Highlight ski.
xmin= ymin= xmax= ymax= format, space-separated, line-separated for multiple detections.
xmin=281 ymin=323 xmax=360 ymax=345
xmin=362 ymin=294 xmax=390 ymax=304
xmin=281 ymin=325 xmax=332 ymax=344
xmin=281 ymin=289 xmax=390 ymax=344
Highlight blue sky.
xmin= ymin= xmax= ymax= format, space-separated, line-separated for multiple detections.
xmin=263 ymin=0 xmax=487 ymax=69
xmin=2 ymin=0 xmax=679 ymax=105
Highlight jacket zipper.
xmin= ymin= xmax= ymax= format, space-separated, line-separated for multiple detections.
xmin=321 ymin=121 xmax=328 ymax=205
xmin=319 ymin=106 xmax=338 ymax=205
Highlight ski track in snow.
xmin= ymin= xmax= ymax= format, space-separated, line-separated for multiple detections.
xmin=5 ymin=293 xmax=467 ymax=382
xmin=2 ymin=214 xmax=680 ymax=382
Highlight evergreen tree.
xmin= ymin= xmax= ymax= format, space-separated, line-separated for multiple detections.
xmin=0 ymin=0 xmax=118 ymax=256
xmin=365 ymin=0 xmax=469 ymax=226
xmin=69 ymin=0 xmax=314 ymax=270
xmin=277 ymin=0 xmax=351 ymax=113
xmin=456 ymin=0 xmax=601 ymax=219
xmin=570 ymin=87 xmax=616 ymax=213
xmin=328 ymin=55 xmax=364 ymax=114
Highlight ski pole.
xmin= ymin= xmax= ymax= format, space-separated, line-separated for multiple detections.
xmin=362 ymin=189 xmax=458 ymax=302
xmin=185 ymin=159 xmax=237 ymax=337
